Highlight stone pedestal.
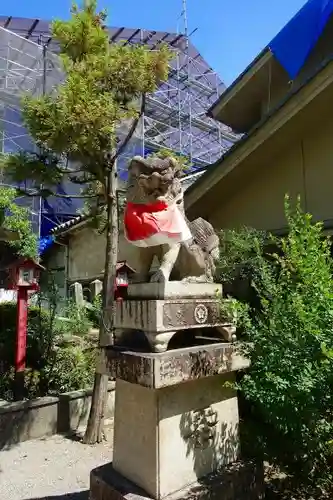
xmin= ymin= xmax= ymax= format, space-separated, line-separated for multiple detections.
xmin=91 ymin=343 xmax=263 ymax=500
xmin=112 ymin=282 xmax=236 ymax=352
xmin=91 ymin=461 xmax=263 ymax=500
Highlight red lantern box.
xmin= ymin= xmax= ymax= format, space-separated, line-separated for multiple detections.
xmin=7 ymin=258 xmax=45 ymax=292
xmin=114 ymin=261 xmax=135 ymax=301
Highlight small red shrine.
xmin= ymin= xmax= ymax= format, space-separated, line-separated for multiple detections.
xmin=115 ymin=261 xmax=135 ymax=300
xmin=7 ymin=257 xmax=45 ymax=291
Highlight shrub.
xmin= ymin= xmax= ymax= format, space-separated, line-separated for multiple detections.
xmin=233 ymin=197 xmax=333 ymax=487
xmin=0 ymin=302 xmax=53 ymax=373
xmin=0 ymin=298 xmax=96 ymax=400
xmin=217 ymin=227 xmax=268 ymax=314
xmin=218 ymin=226 xmax=267 ymax=284
xmin=87 ymin=292 xmax=102 ymax=328
xmin=55 ymin=299 xmax=93 ymax=338
xmin=40 ymin=345 xmax=96 ymax=395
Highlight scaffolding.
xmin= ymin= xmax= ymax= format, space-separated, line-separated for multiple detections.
xmin=0 ymin=15 xmax=239 ymax=236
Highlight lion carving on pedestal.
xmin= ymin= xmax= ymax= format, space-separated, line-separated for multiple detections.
xmin=124 ymin=156 xmax=219 ymax=283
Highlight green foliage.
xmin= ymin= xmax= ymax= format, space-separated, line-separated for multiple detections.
xmin=234 ymin=196 xmax=333 ymax=486
xmin=218 ymin=226 xmax=267 ymax=283
xmin=0 ymin=297 xmax=96 ymax=400
xmin=0 ymin=302 xmax=52 ymax=373
xmin=87 ymin=292 xmax=102 ymax=328
xmin=40 ymin=345 xmax=96 ymax=394
xmin=0 ymin=186 xmax=37 ymax=258
xmin=55 ymin=299 xmax=93 ymax=338
xmin=146 ymin=147 xmax=191 ymax=173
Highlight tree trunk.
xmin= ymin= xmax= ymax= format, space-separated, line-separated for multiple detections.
xmin=83 ymin=161 xmax=118 ymax=444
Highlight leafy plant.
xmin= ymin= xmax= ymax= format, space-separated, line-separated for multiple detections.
xmin=0 ymin=302 xmax=53 ymax=373
xmin=41 ymin=345 xmax=95 ymax=394
xmin=235 ymin=196 xmax=333 ymax=487
xmin=218 ymin=226 xmax=267 ymax=284
xmin=87 ymin=292 xmax=102 ymax=328
xmin=0 ymin=186 xmax=37 ymax=259
xmin=56 ymin=299 xmax=93 ymax=339
xmin=146 ymin=147 xmax=191 ymax=173
xmin=0 ymin=293 xmax=96 ymax=400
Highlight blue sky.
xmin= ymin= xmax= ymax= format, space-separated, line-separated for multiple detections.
xmin=1 ymin=0 xmax=308 ymax=85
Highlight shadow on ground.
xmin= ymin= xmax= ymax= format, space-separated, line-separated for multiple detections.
xmin=28 ymin=492 xmax=89 ymax=500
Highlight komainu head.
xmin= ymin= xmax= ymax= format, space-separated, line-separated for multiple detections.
xmin=127 ymin=156 xmax=183 ymax=205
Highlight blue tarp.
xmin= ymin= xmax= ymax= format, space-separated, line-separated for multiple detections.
xmin=269 ymin=0 xmax=333 ymax=79
xmin=38 ymin=235 xmax=55 ymax=255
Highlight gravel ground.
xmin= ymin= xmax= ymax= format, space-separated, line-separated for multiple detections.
xmin=0 ymin=429 xmax=113 ymax=500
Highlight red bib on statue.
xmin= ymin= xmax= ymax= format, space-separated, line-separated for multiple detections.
xmin=124 ymin=200 xmax=192 ymax=247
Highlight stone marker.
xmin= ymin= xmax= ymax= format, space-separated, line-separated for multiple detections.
xmin=69 ymin=281 xmax=84 ymax=306
xmin=90 ymin=279 xmax=103 ymax=300
xmin=89 ymin=156 xmax=264 ymax=500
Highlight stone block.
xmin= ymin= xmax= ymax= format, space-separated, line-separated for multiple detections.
xmin=114 ymin=296 xmax=234 ymax=351
xmin=90 ymin=279 xmax=103 ymax=300
xmin=114 ymin=298 xmax=223 ymax=333
xmin=127 ymin=282 xmax=222 ymax=300
xmin=90 ymin=461 xmax=264 ymax=500
xmin=58 ymin=382 xmax=115 ymax=433
xmin=112 ymin=374 xmax=240 ymax=499
xmin=0 ymin=396 xmax=58 ymax=449
xmin=69 ymin=281 xmax=84 ymax=306
xmin=99 ymin=343 xmax=249 ymax=388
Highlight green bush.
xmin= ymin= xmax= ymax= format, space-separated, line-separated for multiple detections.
xmin=40 ymin=345 xmax=96 ymax=394
xmin=233 ymin=197 xmax=333 ymax=487
xmin=87 ymin=292 xmax=102 ymax=328
xmin=0 ymin=302 xmax=53 ymax=373
xmin=55 ymin=299 xmax=93 ymax=338
xmin=0 ymin=299 xmax=96 ymax=400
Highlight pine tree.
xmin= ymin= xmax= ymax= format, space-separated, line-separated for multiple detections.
xmin=1 ymin=0 xmax=172 ymax=443
xmin=0 ymin=186 xmax=37 ymax=258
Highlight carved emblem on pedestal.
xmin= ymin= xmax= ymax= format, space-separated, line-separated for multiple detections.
xmin=194 ymin=303 xmax=208 ymax=324
xmin=182 ymin=406 xmax=218 ymax=449
xmin=162 ymin=300 xmax=220 ymax=329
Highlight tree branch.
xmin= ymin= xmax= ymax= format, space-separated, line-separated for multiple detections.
xmin=108 ymin=93 xmax=146 ymax=168
xmin=16 ymin=188 xmax=98 ymax=199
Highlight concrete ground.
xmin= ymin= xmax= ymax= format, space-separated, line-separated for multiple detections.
xmin=0 ymin=428 xmax=113 ymax=500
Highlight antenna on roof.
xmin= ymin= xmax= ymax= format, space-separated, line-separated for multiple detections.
xmin=182 ymin=0 xmax=189 ymax=42
xmin=178 ymin=1 xmax=198 ymax=46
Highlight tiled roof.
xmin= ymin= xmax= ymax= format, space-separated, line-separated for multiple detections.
xmin=50 ymin=214 xmax=89 ymax=236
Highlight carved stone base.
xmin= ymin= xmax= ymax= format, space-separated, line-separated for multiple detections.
xmin=112 ymin=296 xmax=235 ymax=352
xmin=90 ymin=461 xmax=264 ymax=500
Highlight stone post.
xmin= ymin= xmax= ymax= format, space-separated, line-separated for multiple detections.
xmin=69 ymin=281 xmax=84 ymax=307
xmin=90 ymin=279 xmax=103 ymax=301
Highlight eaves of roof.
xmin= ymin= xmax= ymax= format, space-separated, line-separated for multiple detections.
xmin=185 ymin=52 xmax=333 ymax=204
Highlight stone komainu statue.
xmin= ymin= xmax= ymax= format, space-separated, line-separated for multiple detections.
xmin=124 ymin=156 xmax=220 ymax=283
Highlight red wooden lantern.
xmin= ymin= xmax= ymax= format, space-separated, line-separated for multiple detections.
xmin=114 ymin=261 xmax=135 ymax=301
xmin=6 ymin=258 xmax=45 ymax=400
xmin=7 ymin=258 xmax=44 ymax=291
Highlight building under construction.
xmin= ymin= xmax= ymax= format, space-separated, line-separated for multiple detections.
xmin=0 ymin=15 xmax=238 ymax=240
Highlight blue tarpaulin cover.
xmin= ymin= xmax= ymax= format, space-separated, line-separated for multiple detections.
xmin=269 ymin=0 xmax=333 ymax=79
xmin=38 ymin=234 xmax=55 ymax=255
